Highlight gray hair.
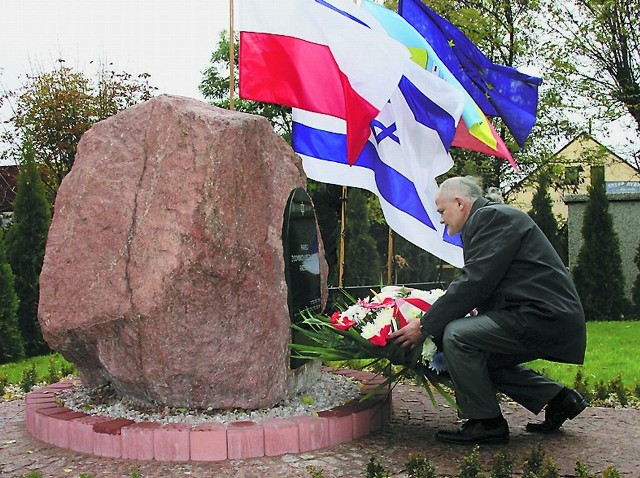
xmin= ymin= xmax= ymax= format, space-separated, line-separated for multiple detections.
xmin=439 ymin=176 xmax=483 ymax=201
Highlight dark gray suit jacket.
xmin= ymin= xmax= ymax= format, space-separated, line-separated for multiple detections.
xmin=421 ymin=197 xmax=586 ymax=364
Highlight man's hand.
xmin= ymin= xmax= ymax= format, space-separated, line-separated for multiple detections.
xmin=389 ymin=318 xmax=423 ymax=349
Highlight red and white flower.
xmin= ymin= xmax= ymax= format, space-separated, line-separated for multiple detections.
xmin=291 ymin=285 xmax=452 ymax=407
xmin=328 ymin=286 xmax=446 ymax=366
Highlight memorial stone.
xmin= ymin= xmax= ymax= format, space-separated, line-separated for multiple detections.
xmin=38 ymin=95 xmax=328 ymax=409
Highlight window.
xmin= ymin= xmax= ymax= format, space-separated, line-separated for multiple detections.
xmin=564 ymin=165 xmax=584 ymax=186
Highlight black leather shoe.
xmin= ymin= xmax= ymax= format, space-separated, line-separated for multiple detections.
xmin=526 ymin=388 xmax=587 ymax=433
xmin=436 ymin=417 xmax=509 ymax=445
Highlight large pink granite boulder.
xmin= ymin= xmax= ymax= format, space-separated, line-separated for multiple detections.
xmin=38 ymin=95 xmax=327 ymax=409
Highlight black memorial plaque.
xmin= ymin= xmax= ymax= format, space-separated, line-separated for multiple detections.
xmin=282 ymin=188 xmax=322 ymax=368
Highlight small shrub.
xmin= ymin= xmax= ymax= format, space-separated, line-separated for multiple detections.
xmin=538 ymin=457 xmax=560 ymax=478
xmin=489 ymin=451 xmax=513 ymax=478
xmin=130 ymin=467 xmax=141 ymax=478
xmin=63 ymin=366 xmax=75 ymax=378
xmin=601 ymin=465 xmax=621 ymax=478
xmin=78 ymin=474 xmax=94 ymax=478
xmin=575 ymin=461 xmax=594 ymax=478
xmin=573 ymin=369 xmax=592 ymax=402
xmin=593 ymin=379 xmax=609 ymax=401
xmin=0 ymin=373 xmax=8 ymax=395
xmin=19 ymin=472 xmax=43 ymax=478
xmin=608 ymin=375 xmax=627 ymax=407
xmin=60 ymin=359 xmax=76 ymax=377
xmin=406 ymin=455 xmax=437 ymax=478
xmin=46 ymin=358 xmax=60 ymax=384
xmin=586 ymin=374 xmax=632 ymax=406
xmin=366 ymin=457 xmax=390 ymax=478
xmin=458 ymin=445 xmax=483 ymax=478
xmin=45 ymin=353 xmax=76 ymax=383
xmin=522 ymin=443 xmax=546 ymax=477
xmin=306 ymin=465 xmax=325 ymax=478
xmin=19 ymin=363 xmax=38 ymax=393
xmin=300 ymin=445 xmax=622 ymax=478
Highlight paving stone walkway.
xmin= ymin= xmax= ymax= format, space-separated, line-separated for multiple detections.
xmin=2 ymin=382 xmax=639 ymax=477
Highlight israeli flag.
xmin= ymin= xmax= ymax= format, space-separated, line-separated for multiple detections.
xmin=293 ymin=60 xmax=465 ymax=267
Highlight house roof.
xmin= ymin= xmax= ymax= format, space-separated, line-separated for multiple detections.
xmin=552 ymin=132 xmax=640 ymax=173
xmin=508 ymin=132 xmax=639 ymax=195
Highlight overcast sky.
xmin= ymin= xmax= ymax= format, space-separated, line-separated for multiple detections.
xmin=1 ymin=0 xmax=231 ymax=108
xmin=1 ymin=0 xmax=636 ymax=162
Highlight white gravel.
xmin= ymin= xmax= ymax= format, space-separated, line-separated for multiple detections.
xmin=57 ymin=371 xmax=361 ymax=425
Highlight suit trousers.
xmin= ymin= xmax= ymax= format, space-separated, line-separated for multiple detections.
xmin=442 ymin=314 xmax=564 ymax=420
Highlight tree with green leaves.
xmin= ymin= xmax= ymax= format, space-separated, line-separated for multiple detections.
xmin=543 ymin=0 xmax=640 ymax=153
xmin=1 ymin=60 xmax=156 ymax=198
xmin=528 ymin=172 xmax=566 ymax=263
xmin=572 ymin=166 xmax=626 ymax=321
xmin=342 ymin=188 xmax=381 ymax=286
xmin=0 ymin=230 xmax=23 ymax=364
xmin=6 ymin=141 xmax=52 ymax=356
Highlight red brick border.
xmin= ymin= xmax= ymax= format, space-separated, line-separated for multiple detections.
xmin=24 ymin=368 xmax=392 ymax=462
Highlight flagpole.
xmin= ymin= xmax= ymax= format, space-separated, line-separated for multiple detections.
xmin=387 ymin=227 xmax=393 ymax=284
xmin=229 ymin=0 xmax=235 ymax=111
xmin=338 ymin=0 xmax=362 ymax=289
xmin=338 ymin=185 xmax=347 ymax=288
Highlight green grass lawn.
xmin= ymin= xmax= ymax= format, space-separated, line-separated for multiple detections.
xmin=332 ymin=321 xmax=640 ymax=394
xmin=2 ymin=322 xmax=638 ymax=393
xmin=0 ymin=353 xmax=75 ymax=384
xmin=527 ymin=321 xmax=640 ymax=389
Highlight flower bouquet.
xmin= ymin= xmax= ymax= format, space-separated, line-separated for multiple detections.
xmin=290 ymin=286 xmax=455 ymax=408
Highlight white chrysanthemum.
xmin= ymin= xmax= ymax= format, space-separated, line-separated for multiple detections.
xmin=377 ymin=286 xmax=404 ymax=300
xmin=343 ymin=304 xmax=368 ymax=323
xmin=374 ymin=307 xmax=394 ymax=328
xmin=421 ymin=337 xmax=438 ymax=362
xmin=409 ymin=288 xmax=446 ymax=304
xmin=360 ymin=322 xmax=380 ymax=340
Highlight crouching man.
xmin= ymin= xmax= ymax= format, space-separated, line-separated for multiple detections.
xmin=390 ymin=176 xmax=587 ymax=445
